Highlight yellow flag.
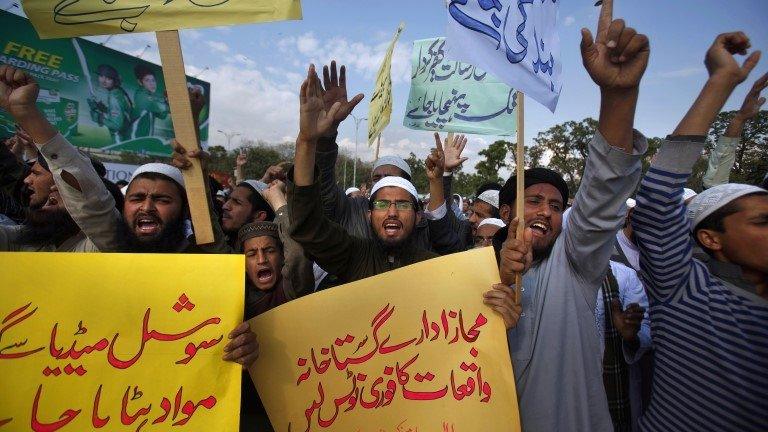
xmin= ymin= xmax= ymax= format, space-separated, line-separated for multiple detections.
xmin=248 ymin=248 xmax=521 ymax=431
xmin=22 ymin=0 xmax=302 ymax=39
xmin=367 ymin=22 xmax=404 ymax=145
xmin=0 ymin=253 xmax=244 ymax=431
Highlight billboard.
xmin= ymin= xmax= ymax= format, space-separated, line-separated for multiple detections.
xmin=0 ymin=10 xmax=210 ymax=157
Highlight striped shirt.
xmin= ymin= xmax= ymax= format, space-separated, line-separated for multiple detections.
xmin=632 ymin=139 xmax=768 ymax=431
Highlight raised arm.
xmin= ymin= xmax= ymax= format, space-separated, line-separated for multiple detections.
xmin=702 ymin=72 xmax=767 ymax=189
xmin=564 ymin=0 xmax=650 ymax=285
xmin=289 ymin=65 xmax=363 ymax=278
xmin=632 ymin=32 xmax=759 ymax=300
xmin=315 ymin=61 xmax=366 ymax=228
xmin=0 ymin=65 xmax=121 ymax=251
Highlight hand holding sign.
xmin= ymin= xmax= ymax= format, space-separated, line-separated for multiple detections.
xmin=580 ymin=0 xmax=650 ymax=91
xmin=499 ymin=217 xmax=533 ymax=288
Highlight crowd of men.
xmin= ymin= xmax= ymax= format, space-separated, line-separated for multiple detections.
xmin=1 ymin=2 xmax=766 ymax=431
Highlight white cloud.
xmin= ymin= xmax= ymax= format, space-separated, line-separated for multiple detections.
xmin=658 ymin=67 xmax=705 ymax=78
xmin=563 ymin=16 xmax=576 ymax=27
xmin=277 ymin=33 xmax=412 ymax=84
xmin=206 ymin=41 xmax=230 ymax=53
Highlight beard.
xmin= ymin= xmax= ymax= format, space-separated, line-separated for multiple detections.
xmin=18 ymin=207 xmax=80 ymax=246
xmin=116 ymin=216 xmax=186 ymax=253
xmin=532 ymin=241 xmax=556 ymax=263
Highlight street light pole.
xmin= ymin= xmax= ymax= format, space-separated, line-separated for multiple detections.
xmin=217 ymin=129 xmax=240 ymax=148
xmin=351 ymin=114 xmax=367 ymax=187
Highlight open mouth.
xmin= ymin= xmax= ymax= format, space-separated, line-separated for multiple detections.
xmin=135 ymin=216 xmax=161 ymax=235
xmin=256 ymin=268 xmax=274 ymax=284
xmin=383 ymin=220 xmax=402 ymax=236
xmin=530 ymin=221 xmax=550 ymax=236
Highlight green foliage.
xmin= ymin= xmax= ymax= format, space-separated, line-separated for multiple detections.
xmin=706 ymin=110 xmax=767 ymax=186
xmin=531 ymin=118 xmax=598 ymax=194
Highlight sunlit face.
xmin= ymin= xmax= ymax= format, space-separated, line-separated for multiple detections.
xmin=23 ymin=162 xmax=54 ymax=209
xmin=124 ymin=177 xmax=184 ymax=242
xmin=140 ymin=74 xmax=157 ymax=93
xmin=699 ymin=194 xmax=768 ymax=275
xmin=369 ymin=186 xmax=418 ymax=248
xmin=474 ymin=223 xmax=501 ymax=248
xmin=371 ymin=165 xmax=406 ymax=185
xmin=468 ymin=200 xmax=494 ymax=233
xmin=501 ymin=183 xmax=564 ymax=254
xmin=222 ymin=186 xmax=257 ymax=234
xmin=244 ymin=236 xmax=284 ymax=291
xmin=98 ymin=75 xmax=115 ymax=90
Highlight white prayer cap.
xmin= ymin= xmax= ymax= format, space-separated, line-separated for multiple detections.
xmin=682 ymin=188 xmax=698 ymax=202
xmin=345 ymin=187 xmax=360 ymax=196
xmin=476 ymin=190 xmax=500 ymax=209
xmin=130 ymin=163 xmax=185 ymax=189
xmin=370 ymin=176 xmax=419 ymax=201
xmin=687 ymin=183 xmax=767 ymax=231
xmin=626 ymin=198 xmax=636 ymax=208
xmin=478 ymin=218 xmax=506 ymax=228
xmin=241 ymin=180 xmax=268 ymax=194
xmin=373 ymin=155 xmax=412 ymax=178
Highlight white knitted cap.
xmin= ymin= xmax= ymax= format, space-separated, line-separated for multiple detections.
xmin=476 ymin=190 xmax=500 ymax=209
xmin=241 ymin=180 xmax=268 ymax=194
xmin=130 ymin=163 xmax=185 ymax=189
xmin=345 ymin=187 xmax=360 ymax=196
xmin=370 ymin=176 xmax=419 ymax=201
xmin=682 ymin=188 xmax=698 ymax=202
xmin=478 ymin=218 xmax=506 ymax=228
xmin=687 ymin=183 xmax=766 ymax=231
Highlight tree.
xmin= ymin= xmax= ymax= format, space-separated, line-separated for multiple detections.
xmin=530 ymin=118 xmax=597 ymax=194
xmin=405 ymin=152 xmax=429 ymax=194
xmin=474 ymin=140 xmax=509 ymax=184
xmin=706 ymin=110 xmax=767 ymax=186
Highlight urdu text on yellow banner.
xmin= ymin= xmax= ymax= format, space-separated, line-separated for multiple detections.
xmin=22 ymin=0 xmax=303 ymax=39
xmin=248 ymin=247 xmax=521 ymax=432
xmin=0 ymin=253 xmax=244 ymax=431
xmin=367 ymin=22 xmax=404 ymax=145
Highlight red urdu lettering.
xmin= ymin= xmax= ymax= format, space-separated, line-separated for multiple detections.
xmin=120 ymin=386 xmax=151 ymax=428
xmin=0 ymin=303 xmax=44 ymax=360
xmin=30 ymin=384 xmax=81 ymax=432
xmin=91 ymin=385 xmax=110 ymax=428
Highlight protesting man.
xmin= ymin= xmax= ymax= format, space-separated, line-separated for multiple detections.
xmin=288 ymin=65 xmax=436 ymax=281
xmin=632 ymin=32 xmax=766 ymax=431
xmin=494 ymin=1 xmax=651 ymax=430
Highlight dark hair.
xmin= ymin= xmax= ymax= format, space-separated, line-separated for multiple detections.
xmin=115 ymin=180 xmax=129 ymax=188
xmin=693 ymin=192 xmax=766 ymax=253
xmin=134 ymin=64 xmax=155 ymax=81
xmin=236 ymin=183 xmax=275 ymax=221
xmin=102 ymin=178 xmax=125 ymax=215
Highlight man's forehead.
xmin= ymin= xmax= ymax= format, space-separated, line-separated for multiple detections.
xmin=244 ymin=235 xmax=279 ymax=249
xmin=373 ymin=186 xmax=412 ymax=200
xmin=525 ymin=183 xmax=563 ymax=202
xmin=232 ymin=185 xmax=254 ymax=200
xmin=127 ymin=177 xmax=182 ymax=197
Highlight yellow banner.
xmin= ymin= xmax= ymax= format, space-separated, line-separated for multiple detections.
xmin=367 ymin=22 xmax=404 ymax=145
xmin=0 ymin=253 xmax=244 ymax=431
xmin=22 ymin=0 xmax=302 ymax=39
xmin=248 ymin=248 xmax=520 ymax=431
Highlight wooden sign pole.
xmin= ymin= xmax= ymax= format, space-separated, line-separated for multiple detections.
xmin=155 ymin=30 xmax=214 ymax=245
xmin=374 ymin=134 xmax=382 ymax=160
xmin=514 ymin=91 xmax=525 ymax=305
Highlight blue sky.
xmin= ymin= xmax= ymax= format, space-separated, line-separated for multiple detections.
xmin=7 ymin=0 xmax=768 ymax=173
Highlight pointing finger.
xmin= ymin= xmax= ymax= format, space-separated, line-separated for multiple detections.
xmin=596 ymin=0 xmax=614 ymax=41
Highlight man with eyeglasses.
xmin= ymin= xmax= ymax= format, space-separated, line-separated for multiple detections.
xmin=286 ymin=65 xmax=437 ymax=284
